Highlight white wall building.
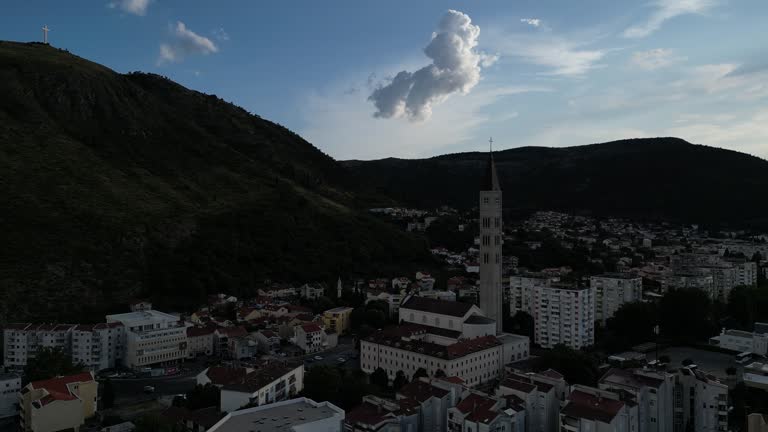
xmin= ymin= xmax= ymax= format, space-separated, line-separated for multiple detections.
xmin=106 ymin=310 xmax=187 ymax=369
xmin=71 ymin=323 xmax=125 ymax=371
xmin=0 ymin=373 xmax=21 ymax=419
xmin=220 ymin=363 xmax=305 ymax=412
xmin=561 ymin=386 xmax=635 ymax=432
xmin=509 ymin=273 xmax=559 ymax=316
xmin=2 ymin=324 xmax=74 ymax=370
xmin=675 ymin=367 xmax=728 ymax=432
xmin=294 ymin=324 xmax=325 ymax=354
xmin=590 ymin=273 xmax=643 ymax=325
xmin=533 ymin=284 xmax=595 ymax=349
xmin=709 ymin=324 xmax=768 ymax=356
xmin=207 ymin=397 xmax=344 ymax=432
xmin=599 ymin=368 xmax=677 ymax=432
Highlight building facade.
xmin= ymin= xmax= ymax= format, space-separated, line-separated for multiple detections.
xmin=323 ymin=307 xmax=354 ymax=335
xmin=219 ymin=363 xmax=305 ymax=412
xmin=479 ymin=150 xmax=503 ymax=333
xmin=71 ymin=323 xmax=125 ymax=372
xmin=207 ymin=398 xmax=345 ymax=432
xmin=590 ymin=273 xmax=643 ymax=325
xmin=533 ymin=284 xmax=595 ymax=349
xmin=0 ymin=373 xmax=21 ymax=419
xmin=106 ymin=310 xmax=187 ymax=369
xmin=19 ymin=372 xmax=97 ymax=432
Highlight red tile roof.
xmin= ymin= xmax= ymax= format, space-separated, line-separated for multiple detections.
xmin=397 ymin=380 xmax=449 ymax=402
xmin=216 ymin=326 xmax=248 ymax=338
xmin=31 ymin=372 xmax=94 ymax=397
xmin=455 ymin=393 xmax=500 ymax=424
xmin=188 ymin=326 xmax=216 ymax=337
xmin=301 ymin=324 xmax=322 ymax=333
xmin=562 ymin=390 xmax=625 ymax=423
xmin=440 ymin=376 xmax=465 ymax=384
xmin=205 ymin=367 xmax=249 ymax=386
xmin=345 ymin=402 xmax=396 ymax=427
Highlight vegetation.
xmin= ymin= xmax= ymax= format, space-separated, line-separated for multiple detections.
xmin=183 ymin=384 xmax=221 ymax=411
xmin=302 ymin=365 xmax=384 ymax=410
xmin=101 ymin=379 xmax=115 ymax=409
xmin=0 ymin=41 xmax=433 ymax=323
xmin=532 ymin=344 xmax=600 ymax=386
xmin=24 ymin=347 xmax=84 ymax=381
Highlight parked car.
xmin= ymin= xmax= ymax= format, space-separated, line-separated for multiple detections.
xmin=337 ymin=357 xmax=346 ymax=363
xmin=314 ymin=356 xmax=323 ymax=361
xmin=143 ymin=386 xmax=155 ymax=393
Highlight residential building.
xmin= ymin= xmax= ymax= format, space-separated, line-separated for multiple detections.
xmin=345 ymin=395 xmax=420 ymax=432
xmin=0 ymin=373 xmax=21 ymax=419
xmin=129 ymin=300 xmax=152 ymax=312
xmin=207 ymin=397 xmax=345 ymax=432
xmin=254 ymin=330 xmax=281 ymax=354
xmin=398 ymin=296 xmax=488 ymax=337
xmin=509 ymin=273 xmax=558 ymax=316
xmin=323 ymin=307 xmax=354 ymax=335
xmin=161 ymin=406 xmax=219 ymax=432
xmin=743 ymin=361 xmax=768 ymax=390
xmin=599 ymin=368 xmax=676 ymax=432
xmin=213 ymin=326 xmax=248 ymax=356
xmin=366 ymin=290 xmax=405 ymax=319
xmin=498 ymin=371 xmax=563 ymax=432
xmin=675 ymin=367 xmax=728 ymax=432
xmin=219 ymin=362 xmax=305 ymax=412
xmin=197 ymin=366 xmax=251 ymax=387
xmin=186 ymin=326 xmax=215 ymax=358
xmin=294 ymin=324 xmax=324 ymax=354
xmin=395 ymin=379 xmax=462 ymax=432
xmin=19 ymin=372 xmax=97 ymax=432
xmin=479 ymin=149 xmax=504 ymax=333
xmin=2 ymin=324 xmax=75 ymax=370
xmin=71 ymin=323 xmax=125 ymax=371
xmin=532 ymin=283 xmax=595 ymax=349
xmin=227 ymin=335 xmax=258 ymax=360
xmin=709 ymin=324 xmax=768 ymax=356
xmin=447 ymin=392 xmax=516 ymax=432
xmin=748 ymin=414 xmax=768 ymax=432
xmin=560 ymin=385 xmax=635 ymax=432
xmin=300 ymin=283 xmax=325 ymax=300
xmin=590 ymin=273 xmax=643 ymax=325
xmin=105 ymin=310 xmax=187 ymax=369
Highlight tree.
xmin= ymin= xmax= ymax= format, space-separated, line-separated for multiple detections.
xmin=24 ymin=347 xmax=84 ymax=381
xmin=413 ymin=368 xmax=428 ymax=380
xmin=726 ymin=367 xmax=737 ymax=376
xmin=659 ymin=289 xmax=716 ymax=343
xmin=101 ymin=379 xmax=115 ymax=409
xmin=533 ymin=345 xmax=600 ymax=386
xmin=185 ymin=383 xmax=220 ymax=410
xmin=504 ymin=311 xmax=534 ymax=339
xmin=133 ymin=414 xmax=173 ymax=432
xmin=603 ymin=301 xmax=659 ymax=351
xmin=370 ymin=367 xmax=389 ymax=390
xmin=303 ymin=366 xmax=342 ymax=404
xmin=393 ymin=370 xmax=408 ymax=391
xmin=659 ymin=355 xmax=671 ymax=364
xmin=682 ymin=358 xmax=694 ymax=366
xmin=364 ymin=309 xmax=386 ymax=329
xmin=311 ymin=296 xmax=335 ymax=315
xmin=434 ymin=369 xmax=446 ymax=378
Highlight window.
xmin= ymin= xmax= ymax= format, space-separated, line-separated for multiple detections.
xmin=483 ymin=197 xmax=489 ymax=204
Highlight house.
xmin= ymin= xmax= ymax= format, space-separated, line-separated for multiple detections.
xmin=197 ymin=366 xmax=251 ymax=387
xmin=254 ymin=330 xmax=281 ymax=354
xmin=129 ymin=300 xmax=152 ymax=312
xmin=392 ymin=277 xmax=411 ymax=290
xmin=0 ymin=373 xmax=21 ymax=419
xmin=227 ymin=335 xmax=258 ymax=360
xmin=236 ymin=307 xmax=262 ymax=322
xmin=448 ymin=392 xmax=516 ymax=432
xmin=214 ymin=326 xmax=248 ymax=356
xmin=207 ymin=398 xmax=344 ymax=432
xmin=186 ymin=326 xmax=216 ymax=358
xmin=345 ymin=395 xmax=420 ymax=432
xmin=19 ymin=372 xmax=98 ymax=432
xmin=294 ymin=324 xmax=324 ymax=354
xmin=261 ymin=304 xmax=290 ymax=318
xmin=323 ymin=307 xmax=354 ymax=335
xmin=560 ymin=386 xmax=634 ymax=432
xmin=219 ymin=362 xmax=305 ymax=412
xmin=299 ymin=283 xmax=325 ymax=300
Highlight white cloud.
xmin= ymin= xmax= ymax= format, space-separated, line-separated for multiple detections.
xmin=368 ymin=10 xmax=495 ymax=122
xmin=303 ymin=80 xmax=548 ymax=159
xmin=157 ymin=21 xmax=219 ymax=65
xmin=490 ymin=33 xmax=608 ymax=76
xmin=630 ymin=48 xmax=684 ymax=70
xmin=666 ymin=109 xmax=768 ymax=157
xmin=109 ymin=0 xmax=150 ymax=16
xmin=674 ymin=63 xmax=768 ymax=100
xmin=623 ymin=0 xmax=718 ymax=38
xmin=520 ymin=18 xmax=541 ymax=27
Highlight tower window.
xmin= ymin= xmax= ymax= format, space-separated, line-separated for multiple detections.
xmin=494 ymin=217 xmax=500 ymax=228
xmin=483 ymin=197 xmax=489 ymax=204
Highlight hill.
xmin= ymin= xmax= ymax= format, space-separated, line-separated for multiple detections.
xmin=0 ymin=41 xmax=431 ymax=323
xmin=343 ymin=138 xmax=768 ymax=226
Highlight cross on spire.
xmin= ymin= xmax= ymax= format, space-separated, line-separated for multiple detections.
xmin=489 ymin=137 xmax=493 ymax=152
xmin=42 ymin=25 xmax=50 ymax=44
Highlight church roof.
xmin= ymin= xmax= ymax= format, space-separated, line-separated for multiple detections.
xmin=481 ymin=152 xmax=501 ymax=191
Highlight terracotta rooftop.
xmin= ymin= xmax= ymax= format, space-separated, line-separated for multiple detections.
xmin=345 ymin=402 xmax=397 ymax=427
xmin=31 ymin=372 xmax=94 ymax=399
xmin=301 ymin=324 xmax=323 ymax=333
xmin=455 ymin=393 xmax=500 ymax=424
xmin=187 ymin=326 xmax=216 ymax=337
xmin=364 ymin=326 xmax=500 ymax=360
xmin=216 ymin=326 xmax=248 ymax=338
xmin=561 ymin=390 xmax=625 ymax=423
xmin=397 ymin=380 xmax=450 ymax=402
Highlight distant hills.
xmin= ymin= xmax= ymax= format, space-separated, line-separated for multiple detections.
xmin=343 ymin=138 xmax=768 ymax=227
xmin=0 ymin=41 xmax=431 ymax=322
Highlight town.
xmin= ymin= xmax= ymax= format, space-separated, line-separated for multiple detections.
xmin=2 ymin=151 xmax=768 ymax=432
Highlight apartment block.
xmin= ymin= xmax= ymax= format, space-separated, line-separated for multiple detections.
xmin=533 ymin=284 xmax=595 ymax=349
xmin=19 ymin=372 xmax=97 ymax=432
xmin=106 ymin=310 xmax=187 ymax=369
xmin=590 ymin=273 xmax=643 ymax=325
xmin=71 ymin=323 xmax=125 ymax=371
xmin=0 ymin=373 xmax=21 ymax=419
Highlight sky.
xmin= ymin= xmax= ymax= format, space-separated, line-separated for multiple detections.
xmin=2 ymin=0 xmax=767 ymax=160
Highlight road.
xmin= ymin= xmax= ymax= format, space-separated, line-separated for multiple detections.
xmin=303 ymin=343 xmax=360 ymax=370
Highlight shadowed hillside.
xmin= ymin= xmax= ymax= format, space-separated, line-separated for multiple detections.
xmin=0 ymin=41 xmax=432 ymax=322
xmin=343 ymin=138 xmax=768 ymax=226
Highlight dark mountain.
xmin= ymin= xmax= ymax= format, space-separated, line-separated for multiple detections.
xmin=0 ymin=41 xmax=431 ymax=322
xmin=343 ymin=138 xmax=768 ymax=226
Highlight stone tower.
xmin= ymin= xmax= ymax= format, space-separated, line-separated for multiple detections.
xmin=479 ymin=149 xmax=503 ymax=333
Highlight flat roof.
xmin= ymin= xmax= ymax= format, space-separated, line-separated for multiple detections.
xmin=208 ymin=398 xmax=343 ymax=432
xmin=324 ymin=307 xmax=354 ymax=313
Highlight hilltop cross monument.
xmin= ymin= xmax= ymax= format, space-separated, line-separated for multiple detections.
xmin=479 ymin=138 xmax=503 ymax=333
xmin=42 ymin=25 xmax=50 ymax=44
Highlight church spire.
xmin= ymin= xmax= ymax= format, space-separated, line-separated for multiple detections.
xmin=482 ymin=137 xmax=501 ymax=191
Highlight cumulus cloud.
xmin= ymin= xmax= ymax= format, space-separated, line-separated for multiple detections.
xmin=157 ymin=21 xmax=218 ymax=65
xmin=623 ymin=0 xmax=718 ymax=38
xmin=109 ymin=0 xmax=150 ymax=16
xmin=520 ymin=18 xmax=542 ymax=27
xmin=368 ymin=10 xmax=495 ymax=122
xmin=630 ymin=48 xmax=684 ymax=70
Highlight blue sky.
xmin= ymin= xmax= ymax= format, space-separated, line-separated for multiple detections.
xmin=2 ymin=0 xmax=767 ymax=159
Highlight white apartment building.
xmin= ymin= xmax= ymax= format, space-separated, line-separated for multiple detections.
xmin=0 ymin=373 xmax=21 ymax=419
xmin=675 ymin=367 xmax=728 ymax=432
xmin=709 ymin=324 xmax=768 ymax=356
xmin=509 ymin=273 xmax=558 ymax=316
xmin=533 ymin=284 xmax=595 ymax=349
xmin=599 ymin=368 xmax=677 ymax=432
xmin=106 ymin=310 xmax=187 ymax=369
xmin=590 ymin=273 xmax=643 ymax=325
xmin=186 ymin=326 xmax=215 ymax=358
xmin=71 ymin=323 xmax=125 ymax=371
xmin=220 ymin=363 xmax=305 ymax=412
xmin=366 ymin=290 xmax=405 ymax=319
xmin=497 ymin=371 xmax=563 ymax=432
xmin=294 ymin=324 xmax=324 ymax=354
xmin=2 ymin=324 xmax=74 ymax=369
xmin=448 ymin=392 xmax=516 ymax=432
xmin=208 ymin=397 xmax=345 ymax=432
